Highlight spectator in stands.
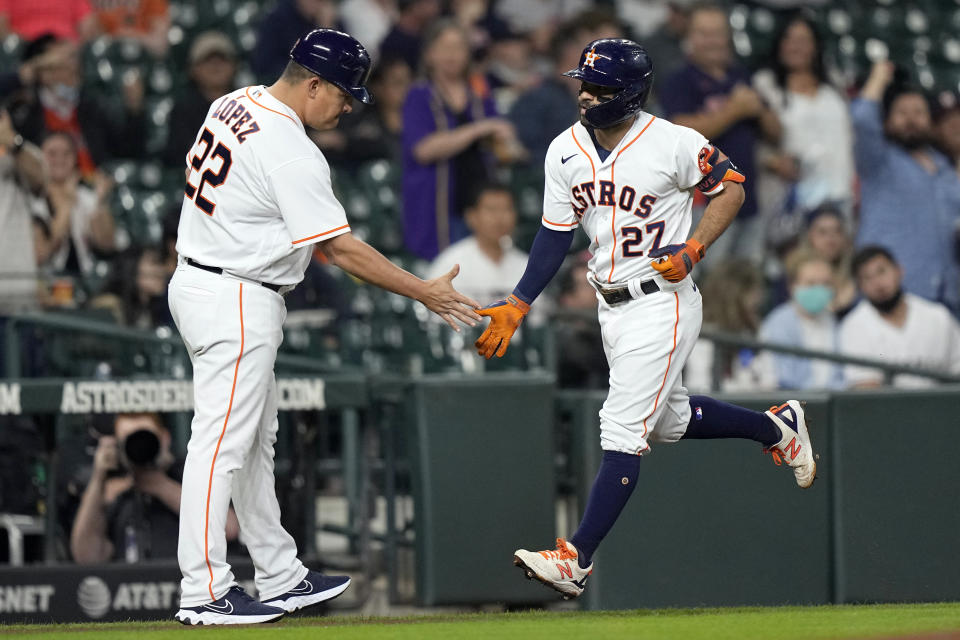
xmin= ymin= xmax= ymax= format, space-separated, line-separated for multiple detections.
xmin=401 ymin=19 xmax=522 ymax=260
xmin=624 ymin=1 xmax=690 ymax=89
xmin=684 ymin=260 xmax=773 ymax=393
xmin=70 ymin=412 xmax=240 ymax=564
xmin=91 ymin=246 xmax=173 ymax=328
xmin=494 ymin=0 xmax=590 ymax=55
xmin=251 ymin=0 xmax=340 ymax=83
xmin=91 ymin=0 xmax=170 ymax=58
xmin=315 ymin=56 xmax=411 ymax=170
xmin=934 ymin=92 xmax=960 ymax=179
xmin=660 ymin=3 xmax=781 ymax=265
xmin=340 ymin=0 xmax=395 ymax=60
xmin=507 ymin=24 xmax=578 ymax=169
xmin=379 ymin=0 xmax=441 ymax=73
xmin=484 ymin=27 xmax=539 ymax=114
xmin=425 ymin=182 xmax=528 ymax=304
xmin=802 ymin=205 xmax=856 ymax=319
xmin=162 ymin=31 xmax=237 ymax=168
xmin=0 ymin=107 xmax=45 ymax=317
xmin=759 ymin=250 xmax=843 ymax=390
xmin=0 ymin=0 xmax=98 ymax=42
xmin=553 ymin=255 xmax=607 ymax=389
xmin=852 ymin=61 xmax=960 ymax=313
xmin=753 ymin=13 xmax=854 ymax=235
xmin=35 ymin=132 xmax=116 ymax=282
xmin=8 ymin=35 xmax=146 ymax=177
xmin=840 ymin=246 xmax=960 ymax=389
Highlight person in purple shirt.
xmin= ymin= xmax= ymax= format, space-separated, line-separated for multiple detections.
xmin=659 ymin=3 xmax=780 ymax=265
xmin=401 ymin=19 xmax=522 ymax=260
xmin=852 ymin=61 xmax=960 ymax=313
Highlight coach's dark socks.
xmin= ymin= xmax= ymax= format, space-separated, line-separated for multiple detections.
xmin=682 ymin=395 xmax=780 ymax=447
xmin=570 ymin=451 xmax=641 ymax=569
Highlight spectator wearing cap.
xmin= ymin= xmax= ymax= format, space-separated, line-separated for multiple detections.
xmin=251 ymin=0 xmax=340 ymax=83
xmin=8 ymin=34 xmax=146 ymax=177
xmin=852 ymin=61 xmax=960 ymax=313
xmin=0 ymin=0 xmax=98 ymax=42
xmin=163 ymin=31 xmax=237 ymax=168
xmin=90 ymin=0 xmax=170 ymax=58
xmin=840 ymin=246 xmax=960 ymax=389
xmin=379 ymin=0 xmax=442 ymax=73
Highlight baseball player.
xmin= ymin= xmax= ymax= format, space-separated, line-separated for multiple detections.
xmin=168 ymin=29 xmax=480 ymax=625
xmin=475 ymin=38 xmax=817 ymax=599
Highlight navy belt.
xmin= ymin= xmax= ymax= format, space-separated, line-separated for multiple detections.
xmin=186 ymin=258 xmax=283 ymax=293
xmin=590 ymin=277 xmax=660 ymax=305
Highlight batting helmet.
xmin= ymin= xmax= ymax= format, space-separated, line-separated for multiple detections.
xmin=289 ymin=29 xmax=374 ymax=104
xmin=563 ymin=38 xmax=654 ymax=129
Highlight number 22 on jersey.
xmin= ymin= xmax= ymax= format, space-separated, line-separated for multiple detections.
xmin=185 ymin=128 xmax=233 ymax=215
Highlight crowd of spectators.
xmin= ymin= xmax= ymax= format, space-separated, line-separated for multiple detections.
xmin=0 ymin=0 xmax=959 ymax=398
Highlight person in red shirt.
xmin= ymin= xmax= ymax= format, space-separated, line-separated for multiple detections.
xmin=91 ymin=0 xmax=170 ymax=58
xmin=0 ymin=0 xmax=98 ymax=42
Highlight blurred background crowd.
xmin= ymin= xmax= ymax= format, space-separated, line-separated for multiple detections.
xmin=0 ymin=0 xmax=958 ymax=571
xmin=2 ymin=0 xmax=960 ymax=393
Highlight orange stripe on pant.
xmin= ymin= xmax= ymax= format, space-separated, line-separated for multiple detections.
xmin=641 ymin=291 xmax=680 ymax=438
xmin=204 ymin=283 xmax=244 ymax=602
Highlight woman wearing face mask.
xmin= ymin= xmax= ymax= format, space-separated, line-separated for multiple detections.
xmin=758 ymin=250 xmax=844 ymax=390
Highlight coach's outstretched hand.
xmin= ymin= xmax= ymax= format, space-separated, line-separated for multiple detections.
xmin=421 ymin=264 xmax=483 ymax=331
xmin=474 ymin=295 xmax=530 ymax=359
xmin=649 ymin=239 xmax=705 ymax=283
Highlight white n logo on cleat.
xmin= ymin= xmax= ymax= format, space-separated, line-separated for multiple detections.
xmin=557 ymin=563 xmax=573 ymax=579
xmin=783 ymin=437 xmax=801 ymax=460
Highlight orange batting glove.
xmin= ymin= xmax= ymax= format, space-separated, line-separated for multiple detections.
xmin=649 ymin=239 xmax=705 ymax=282
xmin=474 ymin=294 xmax=530 ymax=359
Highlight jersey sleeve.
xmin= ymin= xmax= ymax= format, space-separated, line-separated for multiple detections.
xmin=674 ymin=126 xmax=713 ymax=191
xmin=267 ymin=155 xmax=350 ymax=246
xmin=541 ymin=140 xmax=579 ymax=231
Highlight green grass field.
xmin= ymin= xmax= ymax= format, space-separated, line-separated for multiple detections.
xmin=5 ymin=603 xmax=960 ymax=640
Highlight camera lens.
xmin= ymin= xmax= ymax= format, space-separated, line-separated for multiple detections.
xmin=124 ymin=429 xmax=160 ymax=466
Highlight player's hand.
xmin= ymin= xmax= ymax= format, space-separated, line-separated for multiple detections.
xmin=474 ymin=295 xmax=530 ymax=359
xmin=649 ymin=239 xmax=705 ymax=283
xmin=420 ymin=264 xmax=482 ymax=331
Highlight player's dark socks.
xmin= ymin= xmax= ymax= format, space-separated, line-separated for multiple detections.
xmin=682 ymin=395 xmax=780 ymax=447
xmin=569 ymin=451 xmax=641 ymax=569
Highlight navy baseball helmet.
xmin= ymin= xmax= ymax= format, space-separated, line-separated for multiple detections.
xmin=289 ymin=29 xmax=374 ymax=104
xmin=563 ymin=38 xmax=654 ymax=129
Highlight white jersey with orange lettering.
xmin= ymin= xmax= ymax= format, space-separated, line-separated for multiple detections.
xmin=542 ymin=112 xmax=719 ymax=285
xmin=175 ymin=85 xmax=350 ymax=286
xmin=169 ymin=84 xmax=352 ymax=608
xmin=540 ymin=112 xmax=728 ymax=455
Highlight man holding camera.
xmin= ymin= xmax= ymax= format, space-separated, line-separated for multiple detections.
xmin=70 ymin=413 xmax=240 ymax=564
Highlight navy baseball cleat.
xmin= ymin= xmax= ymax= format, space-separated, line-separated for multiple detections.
xmin=174 ymin=586 xmax=285 ymax=625
xmin=765 ymin=400 xmax=817 ymax=488
xmin=260 ymin=570 xmax=351 ymax=613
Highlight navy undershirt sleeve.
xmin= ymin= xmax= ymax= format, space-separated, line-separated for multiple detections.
xmin=512 ymin=226 xmax=576 ymax=304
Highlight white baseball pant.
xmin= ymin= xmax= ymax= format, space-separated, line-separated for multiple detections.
xmin=168 ymin=263 xmax=307 ymax=606
xmin=597 ymin=276 xmax=703 ymax=454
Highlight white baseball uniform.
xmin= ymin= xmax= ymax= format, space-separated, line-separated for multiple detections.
xmin=542 ymin=112 xmax=723 ymax=454
xmin=168 ymin=85 xmax=350 ymax=606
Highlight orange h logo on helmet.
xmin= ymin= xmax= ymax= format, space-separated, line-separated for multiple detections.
xmin=583 ymin=48 xmax=600 ymax=68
